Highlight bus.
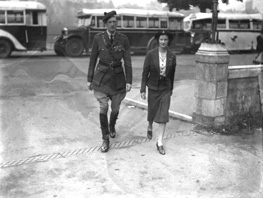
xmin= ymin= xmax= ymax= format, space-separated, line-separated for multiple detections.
xmin=183 ymin=12 xmax=263 ymax=52
xmin=0 ymin=1 xmax=47 ymax=58
xmin=54 ymin=8 xmax=192 ymax=57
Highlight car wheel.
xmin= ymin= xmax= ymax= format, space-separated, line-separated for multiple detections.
xmin=54 ymin=48 xmax=65 ymax=56
xmin=65 ymin=38 xmax=84 ymax=57
xmin=0 ymin=40 xmax=12 ymax=58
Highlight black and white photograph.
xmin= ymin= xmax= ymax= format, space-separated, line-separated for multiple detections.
xmin=0 ymin=0 xmax=262 ymax=197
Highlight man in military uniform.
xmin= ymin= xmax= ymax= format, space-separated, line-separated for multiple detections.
xmin=87 ymin=10 xmax=133 ymax=152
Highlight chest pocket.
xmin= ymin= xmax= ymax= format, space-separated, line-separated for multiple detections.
xmin=112 ymin=45 xmax=125 ymax=60
xmin=98 ymin=47 xmax=107 ymax=57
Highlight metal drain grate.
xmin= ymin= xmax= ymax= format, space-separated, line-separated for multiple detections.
xmin=0 ymin=130 xmax=196 ymax=169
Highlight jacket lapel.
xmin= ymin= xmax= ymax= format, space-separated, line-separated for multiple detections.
xmin=112 ymin=32 xmax=119 ymax=46
xmin=165 ymin=49 xmax=173 ymax=76
xmin=153 ymin=48 xmax=160 ymax=74
xmin=104 ymin=32 xmax=111 ymax=46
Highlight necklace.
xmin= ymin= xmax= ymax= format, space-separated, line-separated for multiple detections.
xmin=159 ymin=51 xmax=167 ymax=63
xmin=159 ymin=49 xmax=167 ymax=58
xmin=159 ymin=51 xmax=167 ymax=76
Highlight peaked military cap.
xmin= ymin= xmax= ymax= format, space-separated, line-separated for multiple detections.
xmin=103 ymin=10 xmax=117 ymax=23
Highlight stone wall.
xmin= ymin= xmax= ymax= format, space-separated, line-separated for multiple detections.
xmin=194 ymin=43 xmax=262 ymax=127
xmin=226 ymin=65 xmax=263 ymax=123
xmin=193 ymin=43 xmax=229 ymax=126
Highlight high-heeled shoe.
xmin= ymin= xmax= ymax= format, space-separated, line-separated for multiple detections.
xmin=156 ymin=142 xmax=165 ymax=155
xmin=101 ymin=139 xmax=110 ymax=153
xmin=147 ymin=130 xmax=152 ymax=139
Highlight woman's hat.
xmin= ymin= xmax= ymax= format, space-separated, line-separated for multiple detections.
xmin=154 ymin=30 xmax=174 ymax=41
xmin=103 ymin=10 xmax=117 ymax=23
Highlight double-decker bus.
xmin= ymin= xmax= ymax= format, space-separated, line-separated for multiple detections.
xmin=54 ymin=8 xmax=192 ymax=57
xmin=0 ymin=1 xmax=47 ymax=58
xmin=183 ymin=12 xmax=263 ymax=52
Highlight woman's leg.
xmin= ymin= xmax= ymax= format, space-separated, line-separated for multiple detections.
xmin=157 ymin=123 xmax=166 ymax=146
xmin=156 ymin=123 xmax=166 ymax=155
xmin=146 ymin=121 xmax=153 ymax=139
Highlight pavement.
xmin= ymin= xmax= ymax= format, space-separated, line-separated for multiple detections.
xmin=0 ymin=78 xmax=263 ymax=198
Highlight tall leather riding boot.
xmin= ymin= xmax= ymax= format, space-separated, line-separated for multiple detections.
xmin=99 ymin=113 xmax=110 ymax=152
xmin=109 ymin=111 xmax=119 ymax=138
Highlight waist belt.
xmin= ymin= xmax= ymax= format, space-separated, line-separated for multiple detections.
xmin=99 ymin=60 xmax=122 ymax=68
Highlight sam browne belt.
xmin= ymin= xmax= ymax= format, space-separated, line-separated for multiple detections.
xmin=99 ymin=60 xmax=122 ymax=69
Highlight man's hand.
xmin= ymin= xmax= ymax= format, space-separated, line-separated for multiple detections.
xmin=87 ymin=82 xmax=93 ymax=91
xmin=126 ymin=83 xmax=131 ymax=92
xmin=141 ymin=92 xmax=146 ymax=100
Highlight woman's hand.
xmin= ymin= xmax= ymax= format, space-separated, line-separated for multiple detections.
xmin=87 ymin=82 xmax=93 ymax=91
xmin=126 ymin=83 xmax=132 ymax=92
xmin=141 ymin=92 xmax=146 ymax=100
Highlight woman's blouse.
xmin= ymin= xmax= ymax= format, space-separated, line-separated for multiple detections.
xmin=159 ymin=51 xmax=167 ymax=77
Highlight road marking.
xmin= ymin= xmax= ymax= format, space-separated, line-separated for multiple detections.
xmin=0 ymin=131 xmax=197 ymax=169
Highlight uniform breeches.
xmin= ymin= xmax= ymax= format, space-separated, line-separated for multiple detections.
xmin=94 ymin=90 xmax=126 ymax=115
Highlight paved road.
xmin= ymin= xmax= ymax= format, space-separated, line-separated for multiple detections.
xmin=5 ymin=50 xmax=259 ymax=84
xmin=0 ymin=52 xmax=262 ymax=198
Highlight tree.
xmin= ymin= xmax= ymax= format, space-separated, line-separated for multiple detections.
xmin=158 ymin=0 xmax=243 ymax=12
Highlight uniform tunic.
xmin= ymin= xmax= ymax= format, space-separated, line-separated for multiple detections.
xmin=87 ymin=31 xmax=132 ymax=95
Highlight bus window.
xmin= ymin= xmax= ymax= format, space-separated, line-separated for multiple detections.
xmin=90 ymin=16 xmax=95 ymax=27
xmin=37 ymin=12 xmax=46 ymax=26
xmin=7 ymin=10 xmax=24 ymax=24
xmin=217 ymin=19 xmax=226 ymax=29
xmin=78 ymin=17 xmax=91 ymax=27
xmin=183 ymin=21 xmax=190 ymax=31
xmin=193 ymin=20 xmax=202 ymax=29
xmin=149 ymin=17 xmax=159 ymax=28
xmin=26 ymin=11 xmax=31 ymax=25
xmin=136 ymin=16 xmax=147 ymax=28
xmin=252 ymin=20 xmax=262 ymax=30
xmin=229 ymin=20 xmax=250 ymax=29
xmin=0 ymin=11 xmax=5 ymax=23
xmin=32 ymin=11 xmax=38 ymax=25
xmin=160 ymin=18 xmax=168 ymax=28
xmin=240 ymin=20 xmax=250 ymax=29
xmin=116 ymin=16 xmax=121 ymax=28
xmin=169 ymin=17 xmax=182 ymax=30
xmin=123 ymin=16 xmax=134 ymax=28
xmin=229 ymin=20 xmax=238 ymax=29
xmin=97 ymin=16 xmax=104 ymax=28
xmin=77 ymin=18 xmax=84 ymax=27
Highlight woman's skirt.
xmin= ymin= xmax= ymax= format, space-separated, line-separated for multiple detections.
xmin=147 ymin=88 xmax=171 ymax=123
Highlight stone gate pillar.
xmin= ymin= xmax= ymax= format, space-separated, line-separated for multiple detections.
xmin=193 ymin=43 xmax=230 ymax=126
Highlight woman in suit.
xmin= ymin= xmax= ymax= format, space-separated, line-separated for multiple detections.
xmin=140 ymin=30 xmax=176 ymax=155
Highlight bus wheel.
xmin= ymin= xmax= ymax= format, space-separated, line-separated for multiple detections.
xmin=0 ymin=40 xmax=12 ymax=58
xmin=146 ymin=38 xmax=158 ymax=52
xmin=65 ymin=38 xmax=84 ymax=57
